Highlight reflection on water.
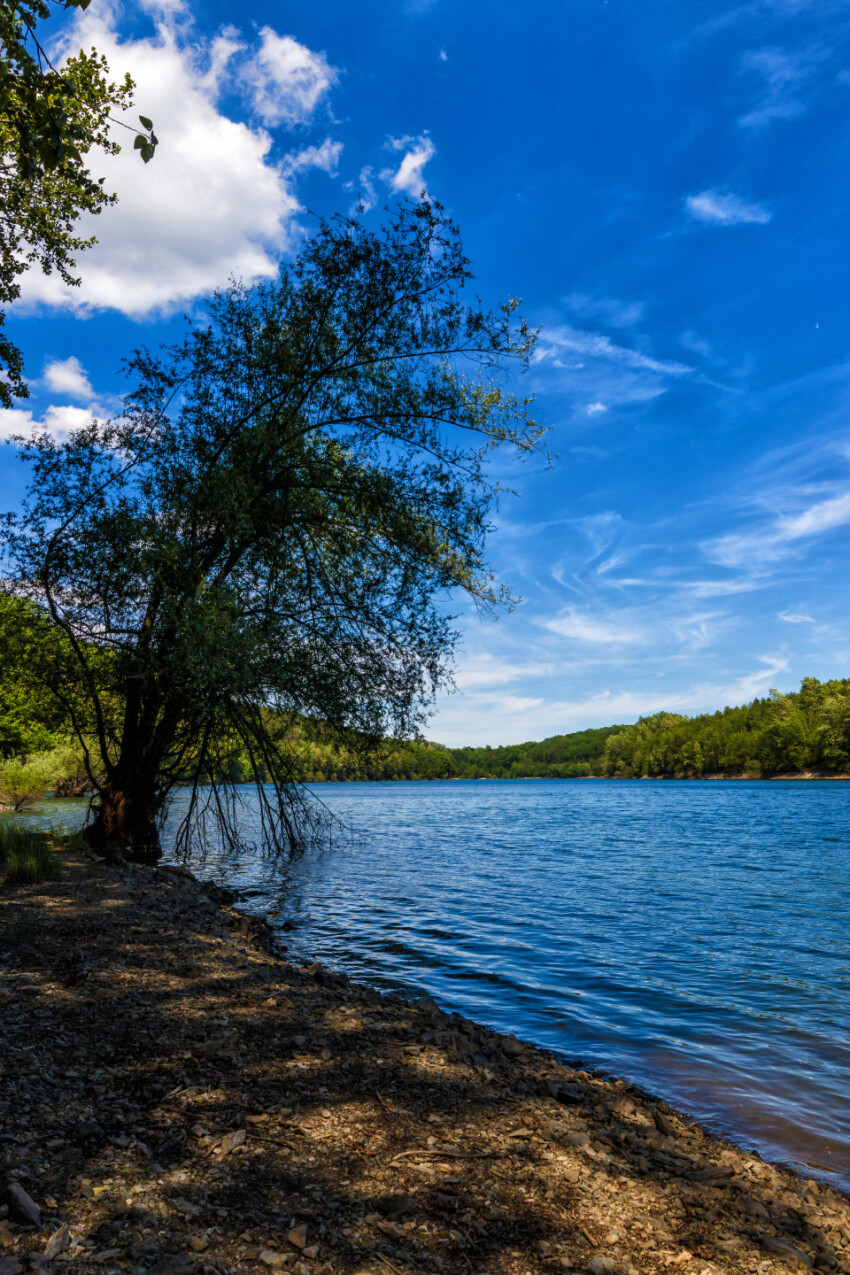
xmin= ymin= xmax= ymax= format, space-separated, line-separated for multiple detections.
xmin=11 ymin=778 xmax=850 ymax=1190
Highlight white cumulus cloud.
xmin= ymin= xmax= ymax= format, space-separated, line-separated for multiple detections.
xmin=380 ymin=134 xmax=436 ymax=197
xmin=245 ymin=28 xmax=338 ymax=127
xmin=19 ymin=10 xmax=341 ymax=317
xmin=281 ymin=138 xmax=343 ymax=178
xmin=42 ymin=356 xmax=94 ymax=400
xmin=0 ymin=404 xmax=95 ymax=442
xmin=686 ymin=190 xmax=773 ymax=225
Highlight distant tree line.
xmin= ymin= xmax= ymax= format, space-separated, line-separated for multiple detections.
xmin=599 ymin=677 xmax=850 ymax=778
xmin=280 ymin=723 xmax=622 ymax=783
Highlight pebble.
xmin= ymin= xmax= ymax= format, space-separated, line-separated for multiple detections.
xmin=218 ymin=1128 xmax=246 ymax=1156
xmin=288 ymin=1225 xmax=308 ymax=1250
xmin=6 ymin=1183 xmax=40 ymax=1227
xmin=587 ymin=1257 xmax=618 ymax=1275
xmin=762 ymin=1237 xmax=813 ymax=1268
xmin=43 ymin=1224 xmax=70 ymax=1259
xmin=259 ymin=1251 xmax=290 ymax=1268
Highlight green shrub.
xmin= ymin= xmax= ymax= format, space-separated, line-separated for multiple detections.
xmin=0 ymin=743 xmax=92 ymax=810
xmin=0 ymin=755 xmax=51 ymax=810
xmin=0 ymin=821 xmax=61 ymax=884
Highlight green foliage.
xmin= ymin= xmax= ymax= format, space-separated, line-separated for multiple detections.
xmin=0 ymin=593 xmax=66 ymax=755
xmin=600 ymin=677 xmax=850 ymax=778
xmin=0 ymin=820 xmax=60 ymax=883
xmin=0 ymin=740 xmax=91 ymax=809
xmin=0 ymin=752 xmax=51 ymax=807
xmin=2 ymin=199 xmax=545 ymax=858
xmin=0 ymin=0 xmax=157 ymax=404
xmin=446 ymin=726 xmax=621 ymax=780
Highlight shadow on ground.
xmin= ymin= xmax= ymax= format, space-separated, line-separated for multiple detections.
xmin=1 ymin=850 xmax=849 ymax=1275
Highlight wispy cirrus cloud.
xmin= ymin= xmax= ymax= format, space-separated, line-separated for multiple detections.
xmin=704 ymin=488 xmax=850 ymax=568
xmin=536 ymin=326 xmax=691 ymax=377
xmin=431 ymin=652 xmax=793 ymax=746
xmin=685 ymin=189 xmax=772 ymax=225
xmin=562 ymin=293 xmax=645 ymax=329
xmin=738 ymin=44 xmax=823 ymax=128
xmin=541 ymin=607 xmax=644 ymax=646
xmin=778 ymin=609 xmax=815 ymax=623
xmin=452 ymin=653 xmax=554 ymax=690
xmin=532 ymin=323 xmax=692 ymax=414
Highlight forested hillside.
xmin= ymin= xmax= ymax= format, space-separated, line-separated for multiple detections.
xmin=600 ymin=677 xmax=850 ymax=778
xmin=291 ymin=723 xmax=622 ymax=782
xmin=293 ymin=679 xmax=850 ymax=780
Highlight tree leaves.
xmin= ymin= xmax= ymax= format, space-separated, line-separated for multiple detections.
xmin=0 ymin=1 xmax=152 ymax=403
xmin=135 ymin=113 xmax=158 ymax=162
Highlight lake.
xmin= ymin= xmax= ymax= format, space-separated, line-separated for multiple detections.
xmin=18 ymin=778 xmax=850 ymax=1190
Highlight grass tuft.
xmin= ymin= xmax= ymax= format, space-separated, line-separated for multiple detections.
xmin=0 ymin=821 xmax=61 ymax=885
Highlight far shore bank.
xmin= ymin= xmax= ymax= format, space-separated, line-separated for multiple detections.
xmin=3 ymin=774 xmax=850 ymax=816
xmin=299 ymin=772 xmax=850 ymax=782
xmin=2 ymin=845 xmax=850 ymax=1275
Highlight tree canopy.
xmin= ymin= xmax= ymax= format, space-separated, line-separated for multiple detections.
xmin=2 ymin=199 xmax=544 ymax=859
xmin=0 ymin=0 xmax=156 ymax=404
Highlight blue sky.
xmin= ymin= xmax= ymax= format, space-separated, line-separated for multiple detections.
xmin=2 ymin=0 xmax=849 ymax=745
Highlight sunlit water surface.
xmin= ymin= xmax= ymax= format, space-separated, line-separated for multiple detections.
xmin=17 ymin=779 xmax=850 ymax=1190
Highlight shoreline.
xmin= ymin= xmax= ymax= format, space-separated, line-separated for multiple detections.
xmin=2 ymin=849 xmax=850 ymax=1275
xmin=299 ymin=773 xmax=850 ymax=783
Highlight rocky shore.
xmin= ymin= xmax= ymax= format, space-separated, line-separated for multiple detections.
xmin=2 ymin=847 xmax=849 ymax=1275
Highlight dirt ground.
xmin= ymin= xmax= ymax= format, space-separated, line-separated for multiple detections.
xmin=2 ymin=848 xmax=849 ymax=1275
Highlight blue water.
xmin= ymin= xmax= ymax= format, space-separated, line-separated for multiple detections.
xmin=15 ymin=779 xmax=850 ymax=1189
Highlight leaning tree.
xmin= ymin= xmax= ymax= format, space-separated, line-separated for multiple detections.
xmin=2 ymin=199 xmax=544 ymax=862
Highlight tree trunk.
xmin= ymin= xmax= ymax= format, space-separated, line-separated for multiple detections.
xmin=83 ymin=780 xmax=163 ymax=864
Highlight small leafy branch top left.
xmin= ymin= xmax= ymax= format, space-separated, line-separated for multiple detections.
xmin=0 ymin=0 xmax=157 ymax=404
xmin=134 ymin=113 xmax=157 ymax=163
